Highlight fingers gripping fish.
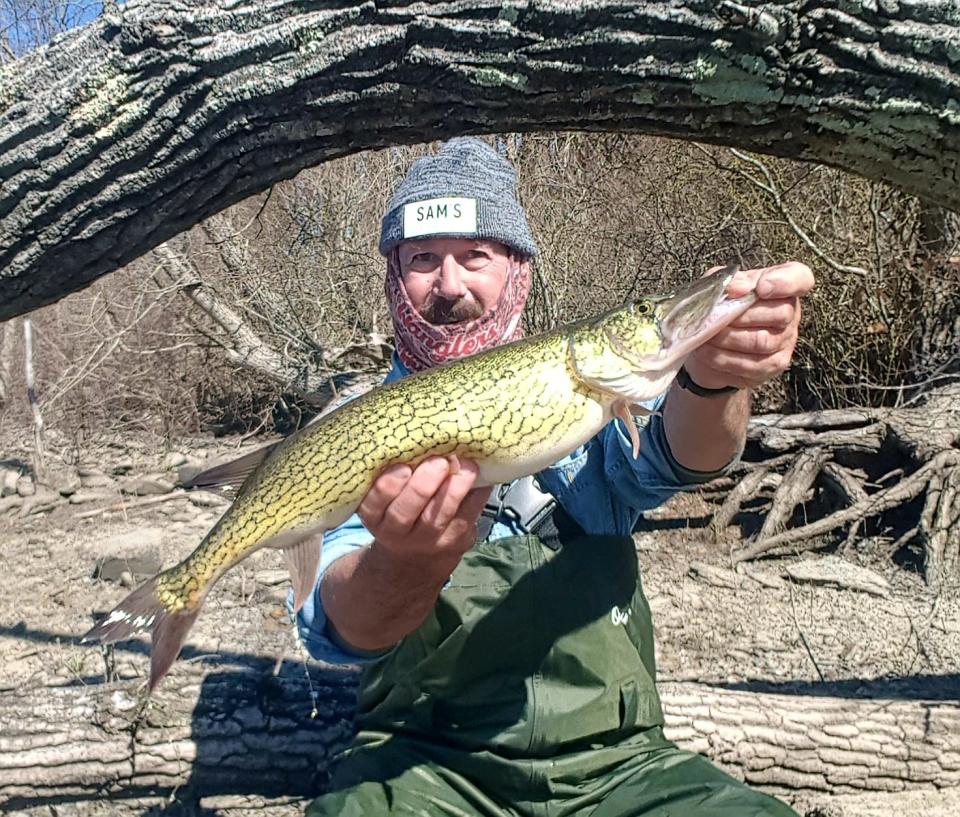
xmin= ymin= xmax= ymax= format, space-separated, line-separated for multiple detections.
xmin=83 ymin=268 xmax=755 ymax=690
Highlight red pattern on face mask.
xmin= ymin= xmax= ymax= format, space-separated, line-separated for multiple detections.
xmin=385 ymin=249 xmax=531 ymax=372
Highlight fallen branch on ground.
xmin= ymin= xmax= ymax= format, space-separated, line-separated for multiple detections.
xmin=1 ymin=667 xmax=957 ymax=808
xmin=73 ymin=489 xmax=192 ymax=519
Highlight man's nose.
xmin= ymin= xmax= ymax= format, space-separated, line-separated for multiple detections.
xmin=436 ymin=255 xmax=467 ymax=299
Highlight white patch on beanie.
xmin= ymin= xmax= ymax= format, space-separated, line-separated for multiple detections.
xmin=402 ymin=197 xmax=478 ymax=239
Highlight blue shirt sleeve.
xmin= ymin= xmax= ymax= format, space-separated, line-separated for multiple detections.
xmin=289 ymin=516 xmax=381 ymax=664
xmin=604 ymin=396 xmax=741 ymax=510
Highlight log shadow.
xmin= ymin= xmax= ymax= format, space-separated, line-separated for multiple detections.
xmin=0 ymin=621 xmax=325 ymax=686
xmin=139 ymin=663 xmax=358 ymax=815
xmin=633 ymin=513 xmax=713 ymax=532
xmin=0 ymin=622 xmax=359 ymax=813
xmin=718 ymin=673 xmax=960 ymax=701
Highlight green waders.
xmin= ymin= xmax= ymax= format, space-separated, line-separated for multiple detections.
xmin=307 ymin=532 xmax=798 ymax=817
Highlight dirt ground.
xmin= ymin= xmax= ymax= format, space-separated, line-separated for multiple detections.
xmin=1 ymin=428 xmax=958 ymax=816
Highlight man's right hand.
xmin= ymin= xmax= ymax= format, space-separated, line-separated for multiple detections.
xmin=320 ymin=456 xmax=490 ymax=653
xmin=358 ymin=455 xmax=491 ymax=577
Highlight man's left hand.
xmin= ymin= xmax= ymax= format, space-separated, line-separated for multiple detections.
xmin=683 ymin=261 xmax=815 ymax=391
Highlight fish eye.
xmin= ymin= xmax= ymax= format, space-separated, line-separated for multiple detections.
xmin=634 ymin=301 xmax=654 ymax=316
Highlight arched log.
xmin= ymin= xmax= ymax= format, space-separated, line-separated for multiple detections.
xmin=2 ymin=0 xmax=960 ymax=319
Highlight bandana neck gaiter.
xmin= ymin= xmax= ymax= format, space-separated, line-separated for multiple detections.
xmin=384 ymin=249 xmax=531 ymax=373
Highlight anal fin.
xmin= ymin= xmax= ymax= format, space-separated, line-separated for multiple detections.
xmin=282 ymin=532 xmax=324 ymax=613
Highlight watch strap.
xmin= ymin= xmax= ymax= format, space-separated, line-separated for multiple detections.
xmin=676 ymin=366 xmax=739 ymax=398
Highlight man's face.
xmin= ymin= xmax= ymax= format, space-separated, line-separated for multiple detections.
xmin=398 ymin=238 xmax=511 ymax=325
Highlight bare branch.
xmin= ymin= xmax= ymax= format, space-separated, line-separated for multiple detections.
xmin=726 ymin=149 xmax=870 ymax=277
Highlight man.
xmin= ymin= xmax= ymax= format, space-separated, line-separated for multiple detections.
xmin=296 ymin=137 xmax=813 ymax=816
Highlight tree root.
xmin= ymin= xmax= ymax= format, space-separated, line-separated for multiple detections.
xmin=713 ymin=387 xmax=960 ymax=582
xmin=757 ymin=448 xmax=830 ymax=541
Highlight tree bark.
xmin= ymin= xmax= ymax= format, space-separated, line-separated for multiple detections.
xmin=660 ymin=682 xmax=960 ymax=795
xmin=1 ymin=670 xmax=958 ymax=809
xmin=2 ymin=0 xmax=959 ymax=319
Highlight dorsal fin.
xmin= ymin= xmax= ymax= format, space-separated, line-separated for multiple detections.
xmin=181 ymin=443 xmax=278 ymax=491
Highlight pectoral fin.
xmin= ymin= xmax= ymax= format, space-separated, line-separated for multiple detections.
xmin=612 ymin=401 xmax=662 ymax=459
xmin=282 ymin=532 xmax=324 ymax=613
xmin=447 ymin=454 xmax=461 ymax=476
xmin=613 ymin=400 xmax=642 ymax=458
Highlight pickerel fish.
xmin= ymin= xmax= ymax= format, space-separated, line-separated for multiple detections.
xmin=84 ymin=268 xmax=756 ymax=689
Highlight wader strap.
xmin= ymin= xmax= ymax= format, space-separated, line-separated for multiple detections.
xmin=476 ymin=476 xmax=584 ymax=549
xmin=534 ymin=502 xmax=585 ymax=550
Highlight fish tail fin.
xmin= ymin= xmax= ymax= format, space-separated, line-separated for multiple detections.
xmin=82 ymin=572 xmax=201 ymax=691
xmin=148 ymin=604 xmax=201 ymax=691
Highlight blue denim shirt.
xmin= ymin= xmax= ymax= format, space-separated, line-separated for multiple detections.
xmin=294 ymin=353 xmax=732 ymax=664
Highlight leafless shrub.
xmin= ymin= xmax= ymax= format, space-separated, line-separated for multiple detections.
xmin=699 ymin=149 xmax=959 ymax=409
xmin=1 ymin=133 xmax=956 ymax=444
xmin=0 ymin=1 xmax=102 ymax=62
xmin=518 ymin=133 xmax=765 ymax=334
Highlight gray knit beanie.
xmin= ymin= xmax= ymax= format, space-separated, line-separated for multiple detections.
xmin=379 ymin=137 xmax=539 ymax=258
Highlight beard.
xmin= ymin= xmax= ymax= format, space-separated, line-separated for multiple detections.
xmin=418 ymin=292 xmax=486 ymax=325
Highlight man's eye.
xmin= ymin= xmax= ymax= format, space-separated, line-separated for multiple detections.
xmin=409 ymin=253 xmax=438 ymax=269
xmin=462 ymin=252 xmax=490 ymax=269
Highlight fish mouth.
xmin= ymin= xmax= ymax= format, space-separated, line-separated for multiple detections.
xmin=656 ymin=268 xmax=756 ymax=360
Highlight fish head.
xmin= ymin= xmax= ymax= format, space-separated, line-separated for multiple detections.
xmin=570 ymin=267 xmax=757 ymax=403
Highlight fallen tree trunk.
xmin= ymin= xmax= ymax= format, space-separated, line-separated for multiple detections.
xmin=2 ymin=668 xmax=958 ymax=809
xmin=660 ymin=682 xmax=960 ymax=795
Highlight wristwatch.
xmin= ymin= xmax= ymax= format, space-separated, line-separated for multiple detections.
xmin=676 ymin=366 xmax=739 ymax=398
